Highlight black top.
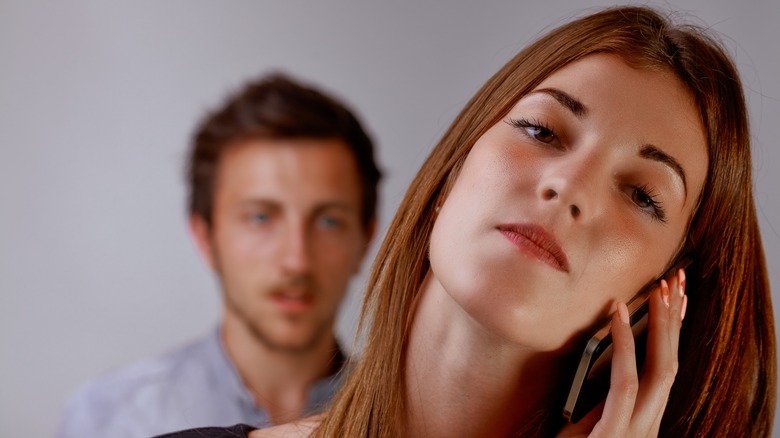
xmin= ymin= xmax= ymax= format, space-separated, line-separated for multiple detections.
xmin=153 ymin=423 xmax=257 ymax=438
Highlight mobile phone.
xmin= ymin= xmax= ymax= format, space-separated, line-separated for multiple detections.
xmin=562 ymin=258 xmax=691 ymax=423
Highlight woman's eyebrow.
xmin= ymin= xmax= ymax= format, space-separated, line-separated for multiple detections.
xmin=529 ymin=88 xmax=688 ymax=200
xmin=532 ymin=88 xmax=587 ymax=117
xmin=639 ymin=144 xmax=688 ymax=199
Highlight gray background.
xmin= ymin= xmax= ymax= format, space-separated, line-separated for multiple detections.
xmin=1 ymin=1 xmax=777 ymax=436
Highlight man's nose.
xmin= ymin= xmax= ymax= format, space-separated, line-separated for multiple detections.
xmin=280 ymin=222 xmax=312 ymax=275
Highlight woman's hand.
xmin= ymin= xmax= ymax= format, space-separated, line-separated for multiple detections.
xmin=557 ymin=269 xmax=687 ymax=438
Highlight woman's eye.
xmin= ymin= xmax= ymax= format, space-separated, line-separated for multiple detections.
xmin=506 ymin=118 xmax=557 ymax=145
xmin=524 ymin=125 xmax=556 ymax=143
xmin=630 ymin=186 xmax=667 ymax=223
xmin=632 ymin=189 xmax=653 ymax=209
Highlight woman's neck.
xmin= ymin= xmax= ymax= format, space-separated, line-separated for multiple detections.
xmin=403 ymin=273 xmax=567 ymax=437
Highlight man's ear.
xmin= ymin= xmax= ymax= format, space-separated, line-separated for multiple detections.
xmin=364 ymin=217 xmax=377 ymax=252
xmin=356 ymin=217 xmax=378 ymax=272
xmin=189 ymin=214 xmax=216 ymax=271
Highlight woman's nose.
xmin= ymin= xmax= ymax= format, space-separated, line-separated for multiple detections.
xmin=537 ymin=153 xmax=603 ymax=221
xmin=541 ymin=187 xmax=582 ymax=219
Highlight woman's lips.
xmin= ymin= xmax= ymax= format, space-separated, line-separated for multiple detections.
xmin=497 ymin=223 xmax=570 ymax=272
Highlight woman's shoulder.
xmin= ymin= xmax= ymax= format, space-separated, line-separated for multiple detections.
xmin=155 ymin=424 xmax=257 ymax=438
xmin=249 ymin=415 xmax=323 ymax=438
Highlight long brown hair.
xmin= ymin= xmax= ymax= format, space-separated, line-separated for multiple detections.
xmin=317 ymin=6 xmax=776 ymax=437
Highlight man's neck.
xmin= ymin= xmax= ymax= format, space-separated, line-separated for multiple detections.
xmin=220 ymin=315 xmax=341 ymax=424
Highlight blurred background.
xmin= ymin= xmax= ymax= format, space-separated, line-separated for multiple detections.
xmin=1 ymin=1 xmax=778 ymax=436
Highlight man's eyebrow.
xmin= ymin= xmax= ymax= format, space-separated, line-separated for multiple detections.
xmin=238 ymin=199 xmax=357 ymax=213
xmin=640 ymin=144 xmax=688 ymax=199
xmin=533 ymin=88 xmax=587 ymax=117
xmin=313 ymin=202 xmax=357 ymax=214
xmin=238 ymin=199 xmax=279 ymax=208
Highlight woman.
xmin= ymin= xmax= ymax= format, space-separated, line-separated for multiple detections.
xmin=311 ymin=5 xmax=775 ymax=437
xmin=162 ymin=5 xmax=776 ymax=437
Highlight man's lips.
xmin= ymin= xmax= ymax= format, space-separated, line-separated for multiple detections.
xmin=497 ymin=223 xmax=570 ymax=272
xmin=270 ymin=290 xmax=314 ymax=313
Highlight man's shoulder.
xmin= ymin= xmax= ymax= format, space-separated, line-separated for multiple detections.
xmin=77 ymin=334 xmax=214 ymax=401
xmin=56 ymin=334 xmax=220 ymax=438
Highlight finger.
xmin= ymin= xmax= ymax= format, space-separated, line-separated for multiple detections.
xmin=649 ymin=269 xmax=686 ymax=436
xmin=555 ymin=400 xmax=605 ymax=437
xmin=667 ymin=270 xmax=685 ymax=354
xmin=679 ymin=268 xmax=688 ymax=320
xmin=596 ymin=303 xmax=638 ymax=434
xmin=631 ymin=278 xmax=681 ymax=430
xmin=648 ymin=274 xmax=685 ymax=437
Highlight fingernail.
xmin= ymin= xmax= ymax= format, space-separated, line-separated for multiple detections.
xmin=618 ymin=302 xmax=630 ymax=324
xmin=660 ymin=279 xmax=670 ymax=308
xmin=678 ymin=269 xmax=686 ymax=297
xmin=681 ymin=294 xmax=688 ymax=320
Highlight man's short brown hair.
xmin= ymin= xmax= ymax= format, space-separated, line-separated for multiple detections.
xmin=187 ymin=73 xmax=381 ymax=229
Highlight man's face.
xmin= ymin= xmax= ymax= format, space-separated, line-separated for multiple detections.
xmin=192 ymin=138 xmax=372 ymax=354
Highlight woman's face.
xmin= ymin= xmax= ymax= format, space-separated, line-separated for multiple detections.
xmin=428 ymin=54 xmax=708 ymax=351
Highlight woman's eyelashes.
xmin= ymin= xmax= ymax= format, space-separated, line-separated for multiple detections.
xmin=628 ymin=183 xmax=668 ymax=223
xmin=506 ymin=117 xmax=559 ymax=147
xmin=506 ymin=116 xmax=670 ymax=223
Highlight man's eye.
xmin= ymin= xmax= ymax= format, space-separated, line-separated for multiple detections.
xmin=249 ymin=213 xmax=270 ymax=224
xmin=318 ymin=216 xmax=342 ymax=229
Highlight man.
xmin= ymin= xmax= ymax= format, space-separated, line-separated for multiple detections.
xmin=55 ymin=73 xmax=381 ymax=438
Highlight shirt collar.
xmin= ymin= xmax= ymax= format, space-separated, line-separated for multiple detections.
xmin=210 ymin=326 xmax=349 ymax=414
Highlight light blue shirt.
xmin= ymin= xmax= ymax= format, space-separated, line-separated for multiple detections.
xmin=54 ymin=328 xmax=346 ymax=438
